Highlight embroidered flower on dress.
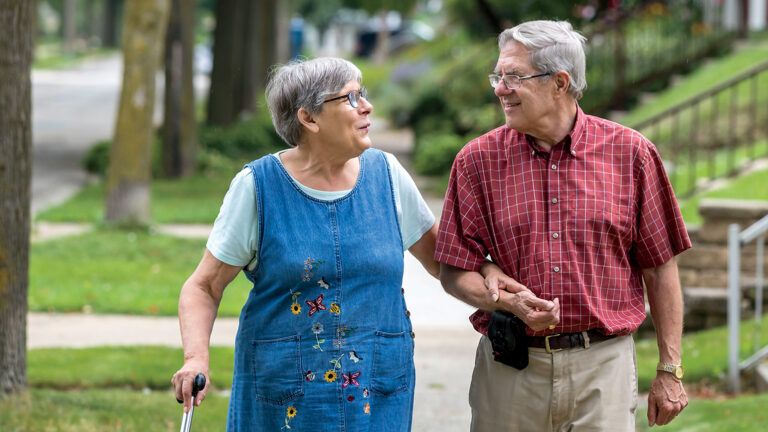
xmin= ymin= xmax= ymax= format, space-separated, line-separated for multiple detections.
xmin=348 ymin=351 xmax=362 ymax=363
xmin=363 ymin=388 xmax=370 ymax=398
xmin=347 ymin=395 xmax=355 ymax=402
xmin=329 ymin=303 xmax=341 ymax=315
xmin=312 ymin=322 xmax=324 ymax=334
xmin=364 ymin=402 xmax=370 ymax=414
xmin=286 ymin=406 xmax=297 ymax=418
xmin=324 ymin=370 xmax=337 ymax=383
xmin=290 ymin=303 xmax=301 ymax=315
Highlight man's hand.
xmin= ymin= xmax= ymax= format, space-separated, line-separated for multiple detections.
xmin=647 ymin=372 xmax=688 ymax=427
xmin=499 ymin=290 xmax=560 ymax=331
xmin=480 ymin=261 xmax=560 ymax=331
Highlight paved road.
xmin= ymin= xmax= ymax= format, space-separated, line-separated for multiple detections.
xmin=29 ymin=56 xmax=478 ymax=431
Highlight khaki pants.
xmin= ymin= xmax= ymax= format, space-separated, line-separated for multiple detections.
xmin=469 ymin=334 xmax=637 ymax=432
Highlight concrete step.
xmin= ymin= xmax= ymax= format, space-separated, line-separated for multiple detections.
xmin=757 ymin=361 xmax=768 ymax=393
xmin=677 ymin=243 xmax=768 ymax=272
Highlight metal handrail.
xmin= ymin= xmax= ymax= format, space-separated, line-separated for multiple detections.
xmin=633 ymin=61 xmax=768 ymax=130
xmin=728 ymin=213 xmax=768 ymax=393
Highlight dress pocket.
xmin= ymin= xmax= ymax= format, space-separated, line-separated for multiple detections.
xmin=250 ymin=335 xmax=304 ymax=405
xmin=370 ymin=331 xmax=412 ymax=396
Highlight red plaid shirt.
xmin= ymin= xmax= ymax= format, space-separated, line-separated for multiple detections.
xmin=435 ymin=106 xmax=691 ymax=336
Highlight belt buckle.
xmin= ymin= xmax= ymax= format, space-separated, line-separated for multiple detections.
xmin=544 ymin=334 xmax=562 ymax=353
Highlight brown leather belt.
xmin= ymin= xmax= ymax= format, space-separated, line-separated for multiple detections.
xmin=527 ymin=330 xmax=616 ymax=353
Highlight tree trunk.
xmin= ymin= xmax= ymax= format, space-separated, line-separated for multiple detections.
xmin=62 ymin=0 xmax=77 ymax=52
xmin=0 ymin=0 xmax=34 ymax=398
xmin=105 ymin=0 xmax=170 ymax=225
xmin=162 ymin=0 xmax=197 ymax=178
xmin=102 ymin=0 xmax=121 ymax=48
xmin=372 ymin=10 xmax=390 ymax=64
xmin=206 ymin=0 xmax=245 ymax=126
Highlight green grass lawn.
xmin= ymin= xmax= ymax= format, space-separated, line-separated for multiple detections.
xmin=36 ymin=167 xmax=242 ymax=224
xmin=29 ymin=229 xmax=251 ymax=316
xmin=0 ymin=389 xmax=228 ymax=432
xmin=635 ymin=393 xmax=768 ymax=432
xmin=680 ymin=166 xmax=768 ymax=225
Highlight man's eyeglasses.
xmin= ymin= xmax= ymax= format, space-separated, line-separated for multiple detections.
xmin=488 ymin=72 xmax=551 ymax=90
xmin=323 ymin=87 xmax=368 ymax=108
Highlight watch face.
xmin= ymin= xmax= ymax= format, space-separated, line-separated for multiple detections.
xmin=674 ymin=366 xmax=684 ymax=379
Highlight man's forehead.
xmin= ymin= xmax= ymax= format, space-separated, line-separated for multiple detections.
xmin=495 ymin=43 xmax=532 ymax=73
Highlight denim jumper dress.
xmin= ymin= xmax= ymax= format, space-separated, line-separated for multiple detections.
xmin=227 ymin=149 xmax=415 ymax=431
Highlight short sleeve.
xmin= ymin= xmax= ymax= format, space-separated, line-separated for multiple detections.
xmin=385 ymin=153 xmax=435 ymax=250
xmin=633 ymin=142 xmax=692 ymax=268
xmin=434 ymin=151 xmax=489 ymax=271
xmin=206 ymin=168 xmax=260 ymax=269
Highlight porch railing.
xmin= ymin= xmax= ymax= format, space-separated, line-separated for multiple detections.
xmin=631 ymin=60 xmax=768 ymax=199
xmin=728 ymin=214 xmax=768 ymax=393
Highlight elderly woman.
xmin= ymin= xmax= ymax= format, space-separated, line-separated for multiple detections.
xmin=171 ymin=57 xmax=438 ymax=431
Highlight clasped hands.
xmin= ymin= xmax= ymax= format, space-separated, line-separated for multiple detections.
xmin=481 ymin=262 xmax=560 ymax=332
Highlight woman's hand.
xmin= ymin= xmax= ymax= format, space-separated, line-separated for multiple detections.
xmin=480 ymin=261 xmax=528 ymax=302
xmin=172 ymin=359 xmax=210 ymax=413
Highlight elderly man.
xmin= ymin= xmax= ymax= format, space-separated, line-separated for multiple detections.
xmin=435 ymin=20 xmax=691 ymax=431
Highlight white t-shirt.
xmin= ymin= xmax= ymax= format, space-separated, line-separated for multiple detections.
xmin=207 ymin=151 xmax=435 ymax=270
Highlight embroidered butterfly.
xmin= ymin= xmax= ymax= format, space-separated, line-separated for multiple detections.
xmin=306 ymin=294 xmax=327 ymax=317
xmin=304 ymin=370 xmax=316 ymax=382
xmin=317 ymin=277 xmax=330 ymax=289
xmin=342 ymin=371 xmax=361 ymax=388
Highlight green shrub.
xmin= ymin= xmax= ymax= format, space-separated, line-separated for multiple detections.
xmin=199 ymin=115 xmax=284 ymax=159
xmin=413 ymin=133 xmax=466 ymax=176
xmin=82 ymin=140 xmax=111 ymax=176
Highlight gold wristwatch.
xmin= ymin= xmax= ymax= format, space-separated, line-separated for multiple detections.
xmin=656 ymin=362 xmax=684 ymax=379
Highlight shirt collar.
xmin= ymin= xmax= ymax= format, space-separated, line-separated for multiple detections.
xmin=523 ymin=102 xmax=585 ymax=158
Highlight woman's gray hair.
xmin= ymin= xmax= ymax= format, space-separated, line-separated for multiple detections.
xmin=498 ymin=20 xmax=587 ymax=100
xmin=266 ymin=57 xmax=362 ymax=147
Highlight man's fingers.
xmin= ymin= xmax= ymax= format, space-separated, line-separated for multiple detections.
xmin=647 ymin=396 xmax=657 ymax=427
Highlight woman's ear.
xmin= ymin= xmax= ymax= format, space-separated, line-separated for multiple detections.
xmin=297 ymin=107 xmax=320 ymax=134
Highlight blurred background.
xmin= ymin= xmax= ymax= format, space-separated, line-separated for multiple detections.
xmin=2 ymin=0 xmax=768 ymax=430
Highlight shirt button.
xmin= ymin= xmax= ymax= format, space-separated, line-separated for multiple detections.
xmin=553 ymin=266 xmax=560 ymax=273
xmin=406 ymin=310 xmax=411 ymax=317
xmin=410 ymin=331 xmax=416 ymax=339
xmin=551 ymin=164 xmax=557 ymax=170
xmin=551 ymin=198 xmax=558 ymax=204
xmin=552 ymin=232 xmax=559 ymax=239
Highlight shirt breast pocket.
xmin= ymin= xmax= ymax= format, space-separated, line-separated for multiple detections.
xmin=572 ymin=192 xmax=632 ymax=247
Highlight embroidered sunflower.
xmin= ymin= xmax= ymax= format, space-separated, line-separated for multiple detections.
xmin=324 ymin=370 xmax=338 ymax=383
xmin=291 ymin=302 xmax=301 ymax=315
xmin=329 ymin=303 xmax=341 ymax=315
xmin=286 ymin=406 xmax=297 ymax=419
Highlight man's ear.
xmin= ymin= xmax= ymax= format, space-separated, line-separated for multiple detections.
xmin=297 ymin=107 xmax=320 ymax=134
xmin=553 ymin=71 xmax=571 ymax=96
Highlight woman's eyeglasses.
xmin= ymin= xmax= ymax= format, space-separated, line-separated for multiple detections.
xmin=323 ymin=87 xmax=368 ymax=108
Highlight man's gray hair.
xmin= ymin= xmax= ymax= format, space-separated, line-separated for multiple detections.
xmin=498 ymin=20 xmax=587 ymax=99
xmin=266 ymin=57 xmax=362 ymax=147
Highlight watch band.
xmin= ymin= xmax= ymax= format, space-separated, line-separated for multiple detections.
xmin=656 ymin=362 xmax=684 ymax=379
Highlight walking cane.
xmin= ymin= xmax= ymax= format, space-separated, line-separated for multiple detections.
xmin=179 ymin=373 xmax=206 ymax=432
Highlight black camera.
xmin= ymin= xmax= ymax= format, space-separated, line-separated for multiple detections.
xmin=487 ymin=310 xmax=529 ymax=370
